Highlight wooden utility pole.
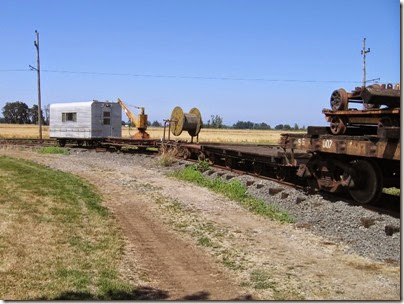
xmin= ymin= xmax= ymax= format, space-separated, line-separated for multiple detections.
xmin=31 ymin=30 xmax=42 ymax=140
xmin=361 ymin=38 xmax=370 ymax=88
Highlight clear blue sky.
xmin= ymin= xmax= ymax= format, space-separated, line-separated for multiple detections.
xmin=0 ymin=0 xmax=400 ymax=126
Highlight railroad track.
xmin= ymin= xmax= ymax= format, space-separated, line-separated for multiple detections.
xmin=0 ymin=138 xmax=57 ymax=146
xmin=185 ymin=158 xmax=304 ymax=190
xmin=1 ymin=137 xmax=399 ymax=216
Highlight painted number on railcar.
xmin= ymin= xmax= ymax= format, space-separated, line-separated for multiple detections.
xmin=322 ymin=139 xmax=333 ymax=149
xmin=297 ymin=138 xmax=306 ymax=147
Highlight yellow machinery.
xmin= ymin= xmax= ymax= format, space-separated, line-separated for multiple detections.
xmin=117 ymin=98 xmax=150 ymax=139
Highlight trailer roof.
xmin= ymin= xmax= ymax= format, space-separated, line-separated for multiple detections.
xmin=50 ymin=100 xmax=114 ymax=108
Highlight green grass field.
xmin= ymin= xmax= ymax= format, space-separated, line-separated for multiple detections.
xmin=0 ymin=156 xmax=137 ymax=300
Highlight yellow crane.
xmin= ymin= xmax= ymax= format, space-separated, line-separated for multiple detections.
xmin=117 ymin=98 xmax=150 ymax=139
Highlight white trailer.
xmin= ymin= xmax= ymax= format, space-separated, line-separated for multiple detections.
xmin=50 ymin=100 xmax=121 ymax=146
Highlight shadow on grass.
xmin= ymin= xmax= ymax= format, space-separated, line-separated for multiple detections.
xmin=35 ymin=286 xmax=254 ymax=301
xmin=36 ymin=286 xmax=169 ymax=301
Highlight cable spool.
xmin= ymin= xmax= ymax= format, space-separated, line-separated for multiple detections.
xmin=170 ymin=106 xmax=202 ymax=137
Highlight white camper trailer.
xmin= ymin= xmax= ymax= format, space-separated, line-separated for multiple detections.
xmin=50 ymin=100 xmax=121 ymax=145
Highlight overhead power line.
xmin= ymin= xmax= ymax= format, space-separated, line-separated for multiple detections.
xmin=0 ymin=68 xmax=366 ymax=83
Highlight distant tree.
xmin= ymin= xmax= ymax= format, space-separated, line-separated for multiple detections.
xmin=147 ymin=120 xmax=151 ymax=126
xmin=121 ymin=120 xmax=126 ymax=125
xmin=30 ymin=105 xmax=38 ymax=124
xmin=151 ymin=120 xmax=162 ymax=127
xmin=253 ymin=122 xmax=271 ymax=130
xmin=293 ymin=123 xmax=299 ymax=130
xmin=233 ymin=121 xmax=254 ymax=129
xmin=29 ymin=104 xmax=45 ymax=124
xmin=283 ymin=124 xmax=291 ymax=130
xmin=2 ymin=101 xmax=30 ymax=124
xmin=0 ymin=117 xmax=5 ymax=123
xmin=210 ymin=115 xmax=223 ymax=129
xmin=274 ymin=124 xmax=284 ymax=130
xmin=43 ymin=105 xmax=50 ymax=125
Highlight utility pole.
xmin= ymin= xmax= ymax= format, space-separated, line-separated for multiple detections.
xmin=361 ymin=37 xmax=370 ymax=88
xmin=29 ymin=30 xmax=42 ymax=140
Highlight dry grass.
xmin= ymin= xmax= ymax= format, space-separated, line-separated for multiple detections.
xmin=0 ymin=124 xmax=50 ymax=139
xmin=0 ymin=124 xmax=304 ymax=144
xmin=156 ymin=146 xmax=177 ymax=166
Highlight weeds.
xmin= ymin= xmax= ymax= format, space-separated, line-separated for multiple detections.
xmin=193 ymin=160 xmax=210 ymax=172
xmin=169 ymin=165 xmax=294 ymax=223
xmin=383 ymin=187 xmax=400 ymax=196
xmin=198 ymin=236 xmax=213 ymax=247
xmin=156 ymin=146 xmax=177 ymax=166
xmin=250 ymin=270 xmax=272 ymax=289
xmin=37 ymin=146 xmax=70 ymax=155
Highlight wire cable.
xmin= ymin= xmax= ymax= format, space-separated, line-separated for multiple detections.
xmin=1 ymin=68 xmax=366 ymax=83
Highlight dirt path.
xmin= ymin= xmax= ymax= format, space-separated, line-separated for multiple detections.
xmin=0 ymin=148 xmax=400 ymax=300
xmin=104 ymin=191 xmax=246 ymax=300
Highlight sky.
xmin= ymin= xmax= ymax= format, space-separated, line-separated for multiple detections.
xmin=0 ymin=0 xmax=400 ymax=127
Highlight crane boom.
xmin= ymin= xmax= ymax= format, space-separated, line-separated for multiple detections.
xmin=117 ymin=98 xmax=150 ymax=139
xmin=117 ymin=98 xmax=139 ymax=126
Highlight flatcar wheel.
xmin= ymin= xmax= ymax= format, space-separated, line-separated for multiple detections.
xmin=253 ymin=162 xmax=263 ymax=175
xmin=330 ymin=88 xmax=348 ymax=111
xmin=329 ymin=116 xmax=346 ymax=135
xmin=198 ymin=152 xmax=206 ymax=161
xmin=348 ymin=159 xmax=383 ymax=205
xmin=225 ymin=157 xmax=235 ymax=169
xmin=77 ymin=140 xmax=84 ymax=147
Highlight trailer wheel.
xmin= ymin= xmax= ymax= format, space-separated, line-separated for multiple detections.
xmin=348 ymin=159 xmax=383 ymax=205
xmin=58 ymin=139 xmax=66 ymax=147
xmin=329 ymin=116 xmax=347 ymax=135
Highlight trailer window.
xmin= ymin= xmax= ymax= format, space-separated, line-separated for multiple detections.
xmin=103 ymin=111 xmax=110 ymax=125
xmin=62 ymin=112 xmax=77 ymax=122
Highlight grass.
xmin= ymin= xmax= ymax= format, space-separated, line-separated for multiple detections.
xmin=168 ymin=164 xmax=294 ymax=223
xmin=0 ymin=156 xmax=135 ymax=300
xmin=0 ymin=123 xmax=304 ymax=144
xmin=198 ymin=236 xmax=213 ymax=247
xmin=37 ymin=146 xmax=70 ymax=155
xmin=250 ymin=270 xmax=272 ymax=290
xmin=383 ymin=187 xmax=400 ymax=196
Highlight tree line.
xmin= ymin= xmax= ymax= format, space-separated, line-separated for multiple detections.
xmin=1 ymin=101 xmax=48 ymax=125
xmin=204 ymin=114 xmax=306 ymax=130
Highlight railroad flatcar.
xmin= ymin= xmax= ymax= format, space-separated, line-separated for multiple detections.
xmin=50 ymin=100 xmax=122 ymax=146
